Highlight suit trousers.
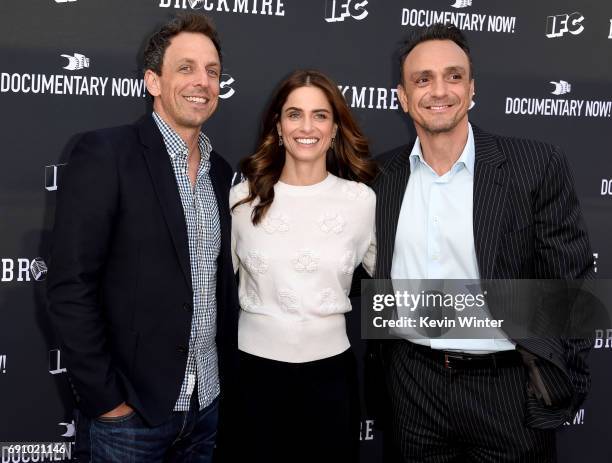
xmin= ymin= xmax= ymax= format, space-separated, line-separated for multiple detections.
xmin=385 ymin=341 xmax=556 ymax=463
xmin=234 ymin=349 xmax=360 ymax=463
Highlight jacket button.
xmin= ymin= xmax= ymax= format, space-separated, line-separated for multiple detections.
xmin=183 ymin=303 xmax=192 ymax=312
xmin=177 ymin=345 xmax=188 ymax=354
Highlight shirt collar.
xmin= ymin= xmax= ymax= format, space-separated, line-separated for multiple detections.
xmin=152 ymin=111 xmax=212 ymax=162
xmin=409 ymin=123 xmax=475 ymax=176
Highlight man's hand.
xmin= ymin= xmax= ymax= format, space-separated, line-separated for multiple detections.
xmin=99 ymin=402 xmax=134 ymax=419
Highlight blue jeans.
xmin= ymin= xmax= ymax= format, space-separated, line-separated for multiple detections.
xmin=84 ymin=396 xmax=219 ymax=463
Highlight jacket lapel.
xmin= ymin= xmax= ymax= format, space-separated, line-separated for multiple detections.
xmin=472 ymin=125 xmax=508 ymax=279
xmin=374 ymin=142 xmax=414 ymax=279
xmin=209 ymin=151 xmax=231 ymax=274
xmin=138 ymin=115 xmax=192 ymax=291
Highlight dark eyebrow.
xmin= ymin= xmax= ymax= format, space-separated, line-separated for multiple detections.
xmin=175 ymin=58 xmax=220 ymax=68
xmin=409 ymin=70 xmax=433 ymax=80
xmin=408 ymin=66 xmax=467 ymax=79
xmin=446 ymin=66 xmax=467 ymax=74
xmin=284 ymin=107 xmax=331 ymax=113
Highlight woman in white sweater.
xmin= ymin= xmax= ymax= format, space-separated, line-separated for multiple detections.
xmin=230 ymin=70 xmax=376 ymax=462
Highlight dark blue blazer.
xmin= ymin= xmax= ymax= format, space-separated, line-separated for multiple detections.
xmin=47 ymin=115 xmax=239 ymax=427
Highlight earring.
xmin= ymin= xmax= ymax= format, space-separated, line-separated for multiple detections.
xmin=278 ymin=134 xmax=283 ymax=146
xmin=331 ymin=137 xmax=336 ymax=150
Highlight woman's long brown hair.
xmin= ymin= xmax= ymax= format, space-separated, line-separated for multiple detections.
xmin=233 ymin=69 xmax=377 ymax=225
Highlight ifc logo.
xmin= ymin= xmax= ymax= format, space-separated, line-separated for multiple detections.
xmin=30 ymin=257 xmax=48 ymax=281
xmin=325 ymin=0 xmax=368 ymax=23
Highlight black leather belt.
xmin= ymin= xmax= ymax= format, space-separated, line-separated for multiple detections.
xmin=409 ymin=342 xmax=522 ymax=369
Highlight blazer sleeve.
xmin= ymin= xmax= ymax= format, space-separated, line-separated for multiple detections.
xmin=534 ymin=148 xmax=593 ymax=280
xmin=533 ymin=147 xmax=593 ymax=422
xmin=46 ymin=131 xmax=126 ymax=418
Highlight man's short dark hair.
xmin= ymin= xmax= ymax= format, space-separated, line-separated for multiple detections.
xmin=143 ymin=12 xmax=222 ymax=75
xmin=398 ymin=23 xmax=473 ymax=84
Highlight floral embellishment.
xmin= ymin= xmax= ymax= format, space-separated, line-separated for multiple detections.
xmin=318 ymin=212 xmax=346 ymax=234
xmin=278 ymin=289 xmax=300 ymax=314
xmin=318 ymin=288 xmax=341 ymax=314
xmin=262 ymin=212 xmax=290 ymax=234
xmin=240 ymin=289 xmax=261 ymax=311
xmin=293 ymin=250 xmax=319 ymax=273
xmin=244 ymin=250 xmax=269 ymax=274
xmin=340 ymin=250 xmax=357 ymax=275
xmin=342 ymin=182 xmax=369 ymax=200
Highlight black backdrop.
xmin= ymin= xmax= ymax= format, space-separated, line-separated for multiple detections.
xmin=1 ymin=0 xmax=611 ymax=461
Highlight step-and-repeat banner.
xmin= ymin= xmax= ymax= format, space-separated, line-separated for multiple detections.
xmin=1 ymin=1 xmax=611 ymax=461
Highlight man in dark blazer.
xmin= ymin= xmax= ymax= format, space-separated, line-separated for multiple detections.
xmin=46 ymin=13 xmax=238 ymax=462
xmin=371 ymin=24 xmax=592 ymax=462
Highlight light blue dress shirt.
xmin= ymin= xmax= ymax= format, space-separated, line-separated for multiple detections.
xmin=391 ymin=124 xmax=514 ymax=353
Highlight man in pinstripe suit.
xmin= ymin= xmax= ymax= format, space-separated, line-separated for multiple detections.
xmin=371 ymin=24 xmax=593 ymax=462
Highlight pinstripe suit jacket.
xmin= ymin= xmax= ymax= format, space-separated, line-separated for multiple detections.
xmin=371 ymin=125 xmax=593 ymax=429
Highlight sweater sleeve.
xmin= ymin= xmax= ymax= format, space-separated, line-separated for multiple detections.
xmin=229 ymin=181 xmax=252 ymax=274
xmin=362 ymin=227 xmax=376 ymax=277
xmin=361 ymin=187 xmax=377 ymax=276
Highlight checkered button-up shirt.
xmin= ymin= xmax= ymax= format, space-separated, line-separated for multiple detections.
xmin=152 ymin=112 xmax=221 ymax=411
